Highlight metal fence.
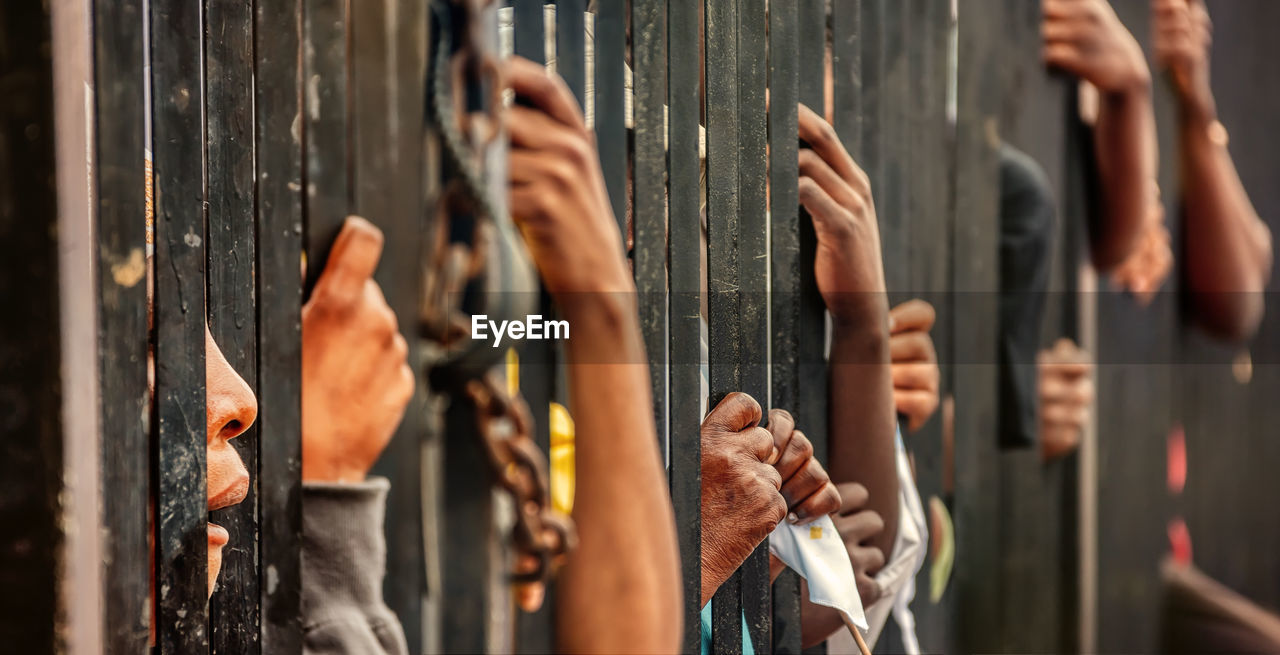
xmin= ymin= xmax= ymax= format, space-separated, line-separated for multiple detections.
xmin=7 ymin=0 xmax=1280 ymax=653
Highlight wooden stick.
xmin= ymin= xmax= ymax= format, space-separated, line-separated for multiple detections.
xmin=853 ymin=625 xmax=873 ymax=655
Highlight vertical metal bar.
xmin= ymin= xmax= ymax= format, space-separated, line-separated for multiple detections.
xmin=207 ymin=0 xmax=261 ymax=648
xmin=736 ymin=0 xmax=771 ymax=651
xmin=0 ymin=1 xmax=62 ymax=650
xmin=351 ymin=0 xmax=426 ymax=645
xmin=556 ymin=0 xmax=586 ymax=104
xmin=952 ymin=0 xmax=1004 ymax=652
xmin=90 ymin=0 xmax=152 ymax=649
xmin=879 ymin=0 xmax=909 ymax=297
xmin=254 ymin=0 xmax=305 ymax=649
xmin=595 ymin=0 xmax=628 ymax=237
xmin=149 ymin=0 xmax=209 ymax=646
xmin=830 ymin=0 xmax=860 ymax=156
xmin=303 ymin=0 xmax=351 ymax=292
xmin=796 ymin=4 xmax=827 ymax=653
xmin=632 ymin=0 xmax=668 ymax=451
xmin=668 ymin=0 xmax=704 ymax=650
xmin=514 ymin=0 xmax=545 ymax=63
xmin=856 ymin=0 xmax=883 ymax=206
xmin=768 ymin=0 xmax=803 ymax=651
xmin=898 ymin=3 xmax=954 ymax=651
xmin=706 ymin=0 xmax=743 ymax=650
xmin=796 ymin=0 xmax=828 ymax=465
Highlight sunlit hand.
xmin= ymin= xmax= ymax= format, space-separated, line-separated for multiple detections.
xmin=302 ymin=216 xmax=414 ymax=482
xmin=1153 ymin=0 xmax=1214 ymax=120
xmin=700 ymin=392 xmax=787 ymax=604
xmin=1043 ymin=0 xmax=1152 ymax=95
xmin=1112 ymin=211 xmax=1173 ymax=306
xmin=506 ymin=56 xmax=632 ymax=299
xmin=1038 ymin=338 xmax=1094 ymax=461
xmin=889 ymin=300 xmax=940 ymax=432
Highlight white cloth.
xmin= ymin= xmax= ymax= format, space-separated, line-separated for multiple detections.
xmin=826 ymin=435 xmax=928 ymax=653
xmin=769 ymin=515 xmax=868 ymax=632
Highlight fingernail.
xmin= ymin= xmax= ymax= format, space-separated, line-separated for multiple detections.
xmin=788 ymin=512 xmax=799 ymax=524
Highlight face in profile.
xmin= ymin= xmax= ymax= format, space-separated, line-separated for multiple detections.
xmin=203 ymin=327 xmax=257 ymax=595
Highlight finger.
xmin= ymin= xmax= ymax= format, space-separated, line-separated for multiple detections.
xmin=767 ymin=408 xmax=797 ymax=452
xmin=895 ymin=390 xmax=939 ymax=432
xmin=1042 ymin=401 xmax=1090 ymax=428
xmin=892 ymin=362 xmax=939 ymax=392
xmin=835 ymin=482 xmax=869 ymax=513
xmin=851 ymin=545 xmax=887 ymax=575
xmin=789 ymin=481 xmax=842 ymax=525
xmin=797 ymin=103 xmax=866 ymax=190
xmin=780 ymin=457 xmax=830 ymax=510
xmin=505 ymin=56 xmax=587 ymax=130
xmin=745 ymin=426 xmax=780 ymax=465
xmin=774 ymin=428 xmax=815 ymax=481
xmin=314 ymin=216 xmax=385 ymax=302
xmin=1044 ymin=43 xmax=1086 ymax=75
xmin=856 ymin=573 xmax=884 ymax=607
xmin=1041 ymin=18 xmax=1081 ymax=44
xmin=834 ymin=508 xmax=885 ymax=543
xmin=704 ymin=391 xmax=763 ymax=433
xmin=798 ymin=176 xmax=856 ymax=244
xmin=889 ymin=299 xmax=936 ymax=334
xmin=889 ymin=330 xmax=937 ymax=364
xmin=798 ymin=148 xmax=863 ymax=209
xmin=508 ymin=105 xmax=576 ymax=151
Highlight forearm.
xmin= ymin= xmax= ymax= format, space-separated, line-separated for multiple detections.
xmin=1091 ymin=84 xmax=1159 ymax=271
xmin=827 ymin=319 xmax=898 ymax=557
xmin=1179 ymin=108 xmax=1272 ymax=340
xmin=554 ymin=294 xmax=683 ymax=654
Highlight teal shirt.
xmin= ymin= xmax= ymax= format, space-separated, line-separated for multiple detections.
xmin=699 ymin=601 xmax=755 ymax=655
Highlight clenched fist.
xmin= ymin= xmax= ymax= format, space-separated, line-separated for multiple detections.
xmin=302 ymin=216 xmax=415 ymax=482
xmin=700 ymin=392 xmax=787 ymax=605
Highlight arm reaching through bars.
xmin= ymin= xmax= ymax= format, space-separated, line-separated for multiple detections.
xmin=1042 ymin=0 xmax=1160 ymax=272
xmin=299 ymin=216 xmax=413 ymax=655
xmin=797 ymin=103 xmax=899 ymax=560
xmin=506 ymin=56 xmax=683 ymax=655
xmin=1153 ymin=0 xmax=1273 ymax=341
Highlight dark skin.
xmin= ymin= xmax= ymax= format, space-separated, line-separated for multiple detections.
xmin=799 ymin=482 xmax=887 ymax=648
xmin=1043 ymin=0 xmax=1159 ymax=271
xmin=506 ymin=56 xmax=682 ymax=654
xmin=1154 ymin=0 xmax=1273 ymax=341
xmin=797 ymin=103 xmax=899 ymax=559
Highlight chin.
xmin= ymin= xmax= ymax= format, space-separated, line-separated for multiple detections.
xmin=207 ymin=523 xmax=229 ymax=597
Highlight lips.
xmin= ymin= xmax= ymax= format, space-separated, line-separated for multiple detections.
xmin=208 ymin=522 xmax=230 ymax=547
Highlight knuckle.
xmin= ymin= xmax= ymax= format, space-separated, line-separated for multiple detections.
xmin=792 ymin=432 xmax=815 ymax=461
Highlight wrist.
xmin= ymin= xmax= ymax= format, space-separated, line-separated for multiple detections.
xmin=828 ymin=293 xmax=890 ymax=335
xmin=1100 ymin=70 xmax=1151 ymax=105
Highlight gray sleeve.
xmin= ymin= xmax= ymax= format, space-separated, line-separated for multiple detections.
xmin=301 ymin=477 xmax=408 ymax=655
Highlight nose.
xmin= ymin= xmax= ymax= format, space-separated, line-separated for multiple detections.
xmin=205 ymin=328 xmax=258 ymax=443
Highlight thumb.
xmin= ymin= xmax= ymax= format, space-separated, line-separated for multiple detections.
xmin=704 ymin=392 xmax=763 ymax=433
xmin=313 ymin=216 xmax=384 ymax=301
